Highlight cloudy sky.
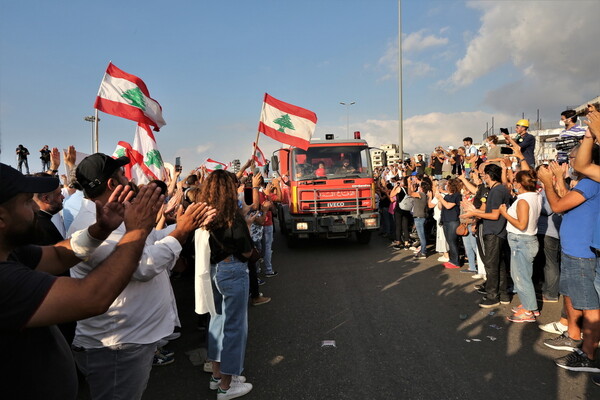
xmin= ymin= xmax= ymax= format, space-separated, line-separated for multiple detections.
xmin=1 ymin=0 xmax=599 ymax=171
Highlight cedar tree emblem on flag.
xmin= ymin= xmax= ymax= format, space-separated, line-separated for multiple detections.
xmin=258 ymin=93 xmax=317 ymax=150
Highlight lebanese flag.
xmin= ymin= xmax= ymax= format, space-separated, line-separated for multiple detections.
xmin=258 ymin=93 xmax=317 ymax=150
xmin=252 ymin=142 xmax=266 ymax=167
xmin=112 ymin=123 xmax=165 ymax=184
xmin=94 ymin=63 xmax=166 ymax=131
xmin=203 ymin=158 xmax=229 ymax=172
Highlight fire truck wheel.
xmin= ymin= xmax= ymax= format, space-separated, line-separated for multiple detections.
xmin=355 ymin=231 xmax=372 ymax=244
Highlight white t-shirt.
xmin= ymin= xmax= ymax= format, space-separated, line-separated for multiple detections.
xmin=506 ymin=191 xmax=542 ymax=235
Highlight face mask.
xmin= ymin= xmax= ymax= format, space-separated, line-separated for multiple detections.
xmin=568 ymin=166 xmax=578 ymax=180
xmin=559 ymin=120 xmax=566 ymax=127
xmin=478 ymin=151 xmax=483 ymax=155
xmin=512 ymin=187 xmax=519 ymax=194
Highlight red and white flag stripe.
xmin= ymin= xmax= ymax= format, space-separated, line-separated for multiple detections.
xmin=94 ymin=62 xmax=166 ymax=131
xmin=203 ymin=158 xmax=229 ymax=172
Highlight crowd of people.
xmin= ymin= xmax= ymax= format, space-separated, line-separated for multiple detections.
xmin=374 ymin=105 xmax=600 ymax=382
xmin=2 ymin=103 xmax=600 ymax=398
xmin=1 ymin=147 xmax=282 ymax=399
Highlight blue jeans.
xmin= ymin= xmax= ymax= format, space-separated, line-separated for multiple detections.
xmin=261 ymin=224 xmax=274 ymax=273
xmin=442 ymin=220 xmax=460 ymax=266
xmin=414 ymin=217 xmax=426 ymax=253
xmin=508 ymin=233 xmax=539 ymax=311
xmin=540 ymin=235 xmax=561 ymax=299
xmin=560 ymin=252 xmax=599 ymax=310
xmin=208 ymin=258 xmax=249 ymax=376
xmin=73 ymin=342 xmax=157 ymax=400
xmin=462 ymin=225 xmax=478 ymax=272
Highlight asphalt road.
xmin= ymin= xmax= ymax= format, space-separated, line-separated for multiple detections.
xmin=78 ymin=228 xmax=597 ymax=400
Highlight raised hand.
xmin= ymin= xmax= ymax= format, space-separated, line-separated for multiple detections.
xmin=49 ymin=147 xmax=61 ymax=170
xmin=584 ymin=110 xmax=599 ymax=139
xmin=63 ymin=145 xmax=77 ymax=168
xmin=548 ymin=161 xmax=565 ymax=179
xmin=174 ymin=202 xmax=215 ymax=234
xmin=537 ymin=165 xmax=553 ymax=184
xmin=94 ymin=185 xmax=133 ymax=233
xmin=252 ymin=173 xmax=262 ymax=188
xmin=124 ymin=184 xmax=164 ymax=233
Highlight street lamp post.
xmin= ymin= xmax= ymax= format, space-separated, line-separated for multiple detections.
xmin=84 ymin=114 xmax=100 ymax=153
xmin=339 ymin=101 xmax=355 ymax=138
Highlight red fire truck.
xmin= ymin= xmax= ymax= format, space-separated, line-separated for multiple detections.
xmin=271 ymin=134 xmax=379 ymax=246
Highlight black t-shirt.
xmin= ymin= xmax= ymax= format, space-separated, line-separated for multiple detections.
xmin=473 ymin=184 xmax=490 ymax=209
xmin=432 ymin=156 xmax=443 ymax=175
xmin=441 ymin=192 xmax=462 ymax=222
xmin=452 ymin=156 xmax=463 ymax=175
xmin=209 ymin=213 xmax=253 ymax=264
xmin=1 ymin=246 xmax=78 ymax=399
xmin=40 ymin=148 xmax=51 ymax=161
xmin=482 ymin=183 xmax=510 ymax=238
xmin=379 ymin=191 xmax=391 ymax=208
xmin=16 ymin=147 xmax=29 ymax=160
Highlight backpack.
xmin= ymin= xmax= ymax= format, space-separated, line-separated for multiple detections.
xmin=398 ymin=188 xmax=413 ymax=211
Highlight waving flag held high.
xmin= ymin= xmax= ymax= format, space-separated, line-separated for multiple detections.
xmin=258 ymin=93 xmax=317 ymax=150
xmin=203 ymin=158 xmax=229 ymax=172
xmin=113 ymin=123 xmax=165 ymax=184
xmin=95 ymin=63 xmax=166 ymax=131
xmin=252 ymin=142 xmax=267 ymax=167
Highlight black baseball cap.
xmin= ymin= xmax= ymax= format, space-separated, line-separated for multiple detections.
xmin=75 ymin=153 xmax=130 ymax=191
xmin=0 ymin=163 xmax=59 ymax=204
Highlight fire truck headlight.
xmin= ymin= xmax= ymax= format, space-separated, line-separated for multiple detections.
xmin=363 ymin=218 xmax=378 ymax=228
xmin=296 ymin=222 xmax=309 ymax=231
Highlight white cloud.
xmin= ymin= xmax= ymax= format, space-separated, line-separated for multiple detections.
xmin=447 ymin=1 xmax=600 ymax=98
xmin=403 ymin=30 xmax=448 ymax=52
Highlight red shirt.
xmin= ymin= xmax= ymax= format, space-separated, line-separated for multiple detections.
xmin=259 ymin=191 xmax=276 ymax=226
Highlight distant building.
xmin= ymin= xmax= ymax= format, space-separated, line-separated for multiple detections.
xmin=381 ymin=144 xmax=403 ymax=166
xmin=370 ymin=148 xmax=386 ymax=168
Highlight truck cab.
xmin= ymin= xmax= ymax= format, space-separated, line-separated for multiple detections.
xmin=273 ymin=137 xmax=379 ymax=245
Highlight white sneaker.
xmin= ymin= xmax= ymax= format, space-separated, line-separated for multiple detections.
xmin=471 ymin=274 xmax=485 ymax=279
xmin=437 ymin=256 xmax=449 ymax=262
xmin=217 ymin=382 xmax=253 ymax=400
xmin=210 ymin=375 xmax=247 ymax=390
xmin=539 ymin=321 xmax=568 ymax=335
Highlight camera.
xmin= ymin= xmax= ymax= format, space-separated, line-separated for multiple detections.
xmin=555 ymin=137 xmax=580 ymax=152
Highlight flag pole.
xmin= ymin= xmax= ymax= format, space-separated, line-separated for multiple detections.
xmin=94 ymin=109 xmax=99 ymax=153
xmin=250 ymin=130 xmax=261 ymax=170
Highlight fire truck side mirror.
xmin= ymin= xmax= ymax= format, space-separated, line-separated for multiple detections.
xmin=271 ymin=155 xmax=279 ymax=172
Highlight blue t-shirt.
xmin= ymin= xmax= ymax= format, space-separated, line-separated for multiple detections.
xmin=560 ymin=178 xmax=600 ymax=258
xmin=591 ymin=211 xmax=600 ymax=251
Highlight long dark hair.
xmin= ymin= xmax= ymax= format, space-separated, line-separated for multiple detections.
xmin=198 ymin=170 xmax=238 ymax=230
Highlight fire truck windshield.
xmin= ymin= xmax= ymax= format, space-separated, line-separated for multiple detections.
xmin=292 ymin=146 xmax=372 ymax=181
